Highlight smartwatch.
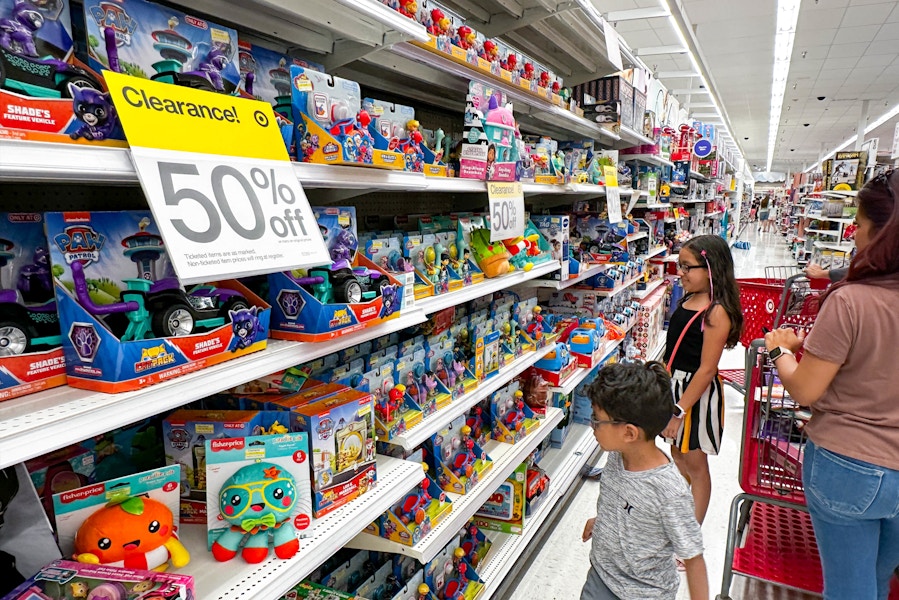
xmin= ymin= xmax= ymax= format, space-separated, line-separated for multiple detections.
xmin=673 ymin=404 xmax=686 ymax=419
xmin=768 ymin=346 xmax=794 ymax=363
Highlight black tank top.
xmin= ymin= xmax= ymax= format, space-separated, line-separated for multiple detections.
xmin=664 ymin=303 xmax=704 ymax=373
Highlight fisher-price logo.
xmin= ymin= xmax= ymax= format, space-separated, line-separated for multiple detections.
xmin=59 ymin=483 xmax=106 ymax=504
xmin=89 ymin=2 xmax=137 ymax=46
xmin=211 ymin=438 xmax=245 ymax=452
xmin=53 ymin=225 xmax=106 ymax=267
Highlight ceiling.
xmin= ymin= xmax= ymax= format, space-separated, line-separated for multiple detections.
xmin=597 ymin=0 xmax=899 ymax=173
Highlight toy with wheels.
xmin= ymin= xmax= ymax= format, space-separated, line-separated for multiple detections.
xmin=290 ymin=260 xmax=388 ymax=304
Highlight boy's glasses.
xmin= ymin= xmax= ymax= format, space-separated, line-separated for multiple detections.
xmin=677 ymin=263 xmax=707 ymax=273
xmin=589 ymin=417 xmax=628 ymax=429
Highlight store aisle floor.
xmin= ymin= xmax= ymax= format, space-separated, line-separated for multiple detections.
xmin=501 ymin=227 xmax=819 ymax=600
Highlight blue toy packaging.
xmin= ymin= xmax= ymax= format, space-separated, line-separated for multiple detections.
xmin=237 ymin=39 xmax=322 ymax=106
xmin=460 ymin=82 xmax=520 ymax=181
xmin=531 ymin=215 xmax=570 ymax=281
xmin=290 ymin=65 xmax=404 ymax=168
xmin=489 ymin=382 xmax=540 ymax=444
xmin=44 ymin=211 xmax=270 ymax=393
xmin=3 ymin=560 xmax=194 ymax=600
xmin=205 ymin=432 xmax=312 ymax=564
xmin=423 ymin=537 xmax=484 ymax=600
xmin=428 ymin=415 xmax=492 ymax=495
xmin=0 ymin=212 xmax=67 ymax=401
xmin=0 ymin=0 xmax=125 ymax=146
xmin=83 ymin=0 xmax=240 ymax=94
xmin=267 ymin=206 xmax=403 ymax=342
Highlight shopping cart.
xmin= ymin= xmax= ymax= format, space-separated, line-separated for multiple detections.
xmin=717 ymin=344 xmax=823 ymax=599
xmin=718 ymin=267 xmax=804 ymax=396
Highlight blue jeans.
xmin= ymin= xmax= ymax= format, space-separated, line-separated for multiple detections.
xmin=803 ymin=440 xmax=899 ymax=599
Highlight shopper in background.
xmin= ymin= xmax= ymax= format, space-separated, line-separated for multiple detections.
xmin=749 ymin=197 xmax=760 ymax=221
xmin=662 ymin=234 xmax=743 ymax=525
xmin=765 ymin=169 xmax=899 ymax=599
xmin=581 ymin=362 xmax=708 ymax=600
xmin=757 ymin=197 xmax=770 ymax=230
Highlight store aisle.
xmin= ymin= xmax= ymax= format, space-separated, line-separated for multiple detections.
xmin=501 ymin=228 xmax=818 ymax=600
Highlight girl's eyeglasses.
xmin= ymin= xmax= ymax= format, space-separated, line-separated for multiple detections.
xmin=677 ymin=263 xmax=707 ymax=273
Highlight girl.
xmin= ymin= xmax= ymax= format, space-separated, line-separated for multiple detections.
xmin=662 ymin=235 xmax=743 ymax=525
xmin=758 ymin=197 xmax=771 ymax=231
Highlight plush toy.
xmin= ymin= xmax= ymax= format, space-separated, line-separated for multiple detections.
xmin=74 ymin=496 xmax=189 ymax=571
xmin=468 ymin=228 xmax=511 ymax=278
xmin=212 ymin=462 xmax=299 ymax=563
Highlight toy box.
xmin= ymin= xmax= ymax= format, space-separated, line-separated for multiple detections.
xmin=362 ymin=98 xmax=436 ymax=174
xmin=267 ymin=207 xmax=403 ymax=342
xmin=473 ymin=461 xmax=525 ymax=534
xmin=363 ymin=450 xmax=451 ymax=547
xmin=490 ymin=383 xmax=540 ymax=444
xmin=0 ymin=0 xmax=126 ymax=146
xmin=52 ymin=466 xmax=186 ymax=571
xmin=364 ymin=235 xmax=416 ymax=310
xmin=532 ymin=342 xmax=577 ymax=386
xmin=367 ymin=362 xmax=424 ymax=441
xmin=429 ymin=416 xmax=492 ymax=495
xmin=237 ymin=40 xmax=320 ymax=106
xmin=288 ymin=389 xmax=377 ymax=517
xmin=458 ymin=521 xmax=491 ymax=568
xmin=26 ymin=444 xmax=94 ymax=525
xmin=0 ymin=213 xmax=67 ymax=400
xmin=317 ymin=548 xmax=383 ymax=592
xmin=290 ymin=65 xmax=403 ymax=168
xmin=162 ymin=409 xmax=263 ymax=523
xmin=396 ymin=349 xmax=448 ymax=418
xmin=205 ymin=433 xmax=313 ymax=561
xmin=423 ymin=539 xmax=484 ymax=600
xmin=280 ymin=580 xmax=363 ymax=600
xmin=568 ymin=327 xmax=607 ymax=368
xmin=460 ymin=83 xmax=519 ymax=181
xmin=531 ymin=215 xmax=570 ymax=281
xmin=45 ymin=211 xmax=270 ymax=393
xmin=84 ymin=0 xmax=240 ymax=94
xmin=2 ymin=560 xmax=193 ymax=600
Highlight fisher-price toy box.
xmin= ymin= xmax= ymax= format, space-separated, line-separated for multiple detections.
xmin=0 ymin=0 xmax=125 ymax=146
xmin=473 ymin=461 xmax=526 ymax=534
xmin=288 ymin=389 xmax=378 ymax=517
xmin=45 ymin=211 xmax=270 ymax=393
xmin=0 ymin=213 xmax=67 ymax=401
xmin=83 ymin=0 xmax=241 ymax=95
xmin=3 ymin=560 xmax=194 ymax=600
xmin=290 ymin=65 xmax=403 ymax=168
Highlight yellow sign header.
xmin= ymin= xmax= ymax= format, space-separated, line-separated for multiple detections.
xmin=103 ymin=71 xmax=288 ymax=161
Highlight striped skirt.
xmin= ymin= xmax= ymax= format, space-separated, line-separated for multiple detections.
xmin=669 ymin=369 xmax=724 ymax=455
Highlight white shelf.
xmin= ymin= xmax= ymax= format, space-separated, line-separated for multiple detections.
xmin=662 ymin=254 xmax=680 ymax=263
xmin=641 ymin=246 xmax=668 ymax=260
xmin=625 ymin=231 xmax=648 ymax=242
xmin=703 ymin=210 xmax=725 ymax=218
xmin=0 ymin=310 xmax=426 ymax=470
xmin=345 ymin=407 xmax=565 ymax=563
xmin=417 ymin=261 xmax=559 ymax=314
xmin=649 ymin=333 xmax=667 ymax=362
xmin=477 ymin=424 xmax=598 ymax=597
xmin=619 ymin=125 xmax=654 ymax=146
xmin=385 ymin=343 xmax=557 ymax=451
xmin=592 ymin=273 xmax=641 ymax=298
xmin=517 ymin=263 xmax=608 ymax=290
xmin=813 ymin=241 xmax=854 ymax=252
xmin=640 ymin=202 xmax=673 ymax=210
xmin=624 ymin=154 xmax=675 ymax=168
xmin=632 ymin=278 xmax=665 ymax=300
xmin=805 ymin=229 xmax=841 ymax=236
xmin=690 ymin=170 xmax=711 ymax=182
xmin=183 ymin=455 xmax=423 ymax=600
xmin=549 ymin=338 xmax=622 ymax=395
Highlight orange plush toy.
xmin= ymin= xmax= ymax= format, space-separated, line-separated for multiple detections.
xmin=74 ymin=496 xmax=190 ymax=571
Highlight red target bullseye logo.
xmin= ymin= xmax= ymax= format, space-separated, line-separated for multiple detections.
xmin=765 ymin=299 xmax=776 ymax=313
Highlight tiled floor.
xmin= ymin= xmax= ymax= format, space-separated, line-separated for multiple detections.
xmin=502 ymin=227 xmax=820 ymax=600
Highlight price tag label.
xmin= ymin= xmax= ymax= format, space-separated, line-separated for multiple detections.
xmin=104 ymin=71 xmax=330 ymax=285
xmin=487 ymin=181 xmax=525 ymax=242
xmin=602 ymin=166 xmax=623 ymax=223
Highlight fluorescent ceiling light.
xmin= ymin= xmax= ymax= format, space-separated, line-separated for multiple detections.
xmin=766 ymin=0 xmax=801 ymax=172
xmin=804 ymin=101 xmax=899 ymax=172
xmin=335 ymin=0 xmax=430 ymax=42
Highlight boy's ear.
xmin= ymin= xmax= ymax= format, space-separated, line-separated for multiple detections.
xmin=623 ymin=423 xmax=643 ymax=442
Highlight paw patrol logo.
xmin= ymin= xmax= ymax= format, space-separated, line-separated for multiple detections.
xmin=134 ymin=342 xmax=176 ymax=372
xmin=328 ymin=308 xmax=351 ymax=329
xmin=69 ymin=322 xmax=100 ymax=362
xmin=276 ymin=290 xmax=304 ymax=320
xmin=53 ymin=225 xmax=106 ymax=267
xmin=89 ymin=2 xmax=137 ymax=46
xmin=167 ymin=428 xmax=190 ymax=451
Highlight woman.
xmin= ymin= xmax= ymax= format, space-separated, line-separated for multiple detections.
xmin=765 ymin=170 xmax=899 ymax=599
xmin=757 ymin=197 xmax=770 ymax=230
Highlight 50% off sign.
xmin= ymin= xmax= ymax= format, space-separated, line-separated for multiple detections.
xmin=105 ymin=71 xmax=330 ymax=285
xmin=487 ymin=181 xmax=525 ymax=242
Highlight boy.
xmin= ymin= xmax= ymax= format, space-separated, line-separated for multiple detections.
xmin=581 ymin=362 xmax=708 ymax=600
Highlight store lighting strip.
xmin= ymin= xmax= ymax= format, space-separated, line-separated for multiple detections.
xmin=804 ymin=101 xmax=899 ymax=173
xmin=767 ymin=0 xmax=801 ymax=172
xmin=334 ymin=0 xmax=430 ymax=42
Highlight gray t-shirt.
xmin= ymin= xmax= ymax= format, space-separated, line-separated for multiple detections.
xmin=590 ymin=452 xmax=704 ymax=599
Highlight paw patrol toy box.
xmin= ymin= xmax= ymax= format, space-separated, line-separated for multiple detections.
xmin=3 ymin=560 xmax=194 ymax=600
xmin=45 ymin=211 xmax=270 ymax=393
xmin=83 ymin=0 xmax=240 ymax=95
xmin=266 ymin=207 xmax=403 ymax=342
xmin=0 ymin=0 xmax=124 ymax=146
xmin=0 ymin=212 xmax=68 ymax=401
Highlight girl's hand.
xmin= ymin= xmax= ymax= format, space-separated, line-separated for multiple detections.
xmin=765 ymin=327 xmax=805 ymax=354
xmin=661 ymin=417 xmax=681 ymax=440
xmin=582 ymin=518 xmax=596 ymax=542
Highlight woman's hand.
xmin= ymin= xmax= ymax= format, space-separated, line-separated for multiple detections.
xmin=804 ymin=263 xmax=829 ymax=280
xmin=661 ymin=416 xmax=681 ymax=440
xmin=583 ymin=517 xmax=596 ymax=542
xmin=765 ymin=327 xmax=806 ymax=354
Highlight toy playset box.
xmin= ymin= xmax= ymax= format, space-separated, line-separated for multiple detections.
xmin=2 ymin=560 xmax=194 ymax=600
xmin=83 ymin=0 xmax=240 ymax=95
xmin=473 ymin=461 xmax=526 ymax=534
xmin=532 ymin=341 xmax=577 ymax=386
xmin=363 ymin=449 xmax=451 ymax=547
xmin=423 ymin=537 xmax=484 ymax=600
xmin=428 ymin=415 xmax=492 ymax=495
xmin=52 ymin=465 xmax=189 ymax=573
xmin=0 ymin=0 xmax=125 ymax=146
xmin=44 ymin=211 xmax=270 ymax=393
xmin=205 ymin=432 xmax=313 ymax=563
xmin=489 ymin=381 xmax=540 ymax=444
xmin=460 ymin=82 xmax=519 ymax=181
xmin=288 ymin=389 xmax=377 ymax=517
xmin=0 ymin=212 xmax=67 ymax=401
xmin=531 ymin=215 xmax=570 ymax=281
xmin=162 ymin=409 xmax=264 ymax=523
xmin=290 ymin=65 xmax=403 ymax=168
xmin=279 ymin=580 xmax=362 ymax=600
xmin=362 ymin=97 xmax=446 ymax=176
xmin=237 ymin=40 xmax=322 ymax=106
xmin=368 ymin=361 xmax=424 ymax=442
xmin=266 ymin=206 xmax=403 ymax=342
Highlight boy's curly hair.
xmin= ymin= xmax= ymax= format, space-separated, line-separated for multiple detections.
xmin=587 ymin=362 xmax=674 ymax=439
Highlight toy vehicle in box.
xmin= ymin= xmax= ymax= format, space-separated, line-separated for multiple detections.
xmin=568 ymin=326 xmax=607 ymax=368
xmin=532 ymin=341 xmax=577 ymax=386
xmin=525 ymin=465 xmax=550 ymax=516
xmin=424 ymin=541 xmax=484 ymax=600
xmin=45 ymin=211 xmax=270 ymax=393
xmin=429 ymin=416 xmax=492 ymax=495
xmin=490 ymin=387 xmax=540 ymax=444
xmin=0 ymin=212 xmax=67 ymax=400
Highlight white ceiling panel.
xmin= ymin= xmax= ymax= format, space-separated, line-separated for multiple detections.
xmin=873 ymin=21 xmax=899 ymax=40
xmin=839 ymin=2 xmax=894 ymax=26
xmin=832 ymin=24 xmax=881 ymax=44
xmin=797 ymin=8 xmax=848 ymax=31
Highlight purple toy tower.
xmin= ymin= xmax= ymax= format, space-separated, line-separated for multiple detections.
xmin=121 ymin=217 xmax=164 ymax=280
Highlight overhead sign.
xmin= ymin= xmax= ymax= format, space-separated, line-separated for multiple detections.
xmin=603 ymin=20 xmax=624 ymax=71
xmin=693 ymin=139 xmax=713 ymax=158
xmin=104 ymin=71 xmax=330 ymax=285
xmin=487 ymin=181 xmax=525 ymax=242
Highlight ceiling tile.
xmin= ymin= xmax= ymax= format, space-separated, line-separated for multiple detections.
xmin=867 ymin=38 xmax=899 ymax=54
xmin=798 ymin=8 xmax=848 ymax=31
xmin=840 ymin=2 xmax=894 ymax=26
xmin=827 ymin=41 xmax=871 ymax=57
xmin=823 ymin=56 xmax=862 ymax=69
xmin=795 ymin=27 xmax=838 ymax=47
xmin=860 ymin=53 xmax=898 ymax=67
xmin=832 ymin=24 xmax=881 ymax=44
xmin=872 ymin=21 xmax=899 ymax=40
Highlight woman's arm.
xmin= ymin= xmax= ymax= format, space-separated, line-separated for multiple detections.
xmin=764 ymin=328 xmax=841 ymax=405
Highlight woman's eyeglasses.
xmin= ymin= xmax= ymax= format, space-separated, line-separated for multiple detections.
xmin=677 ymin=263 xmax=707 ymax=273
